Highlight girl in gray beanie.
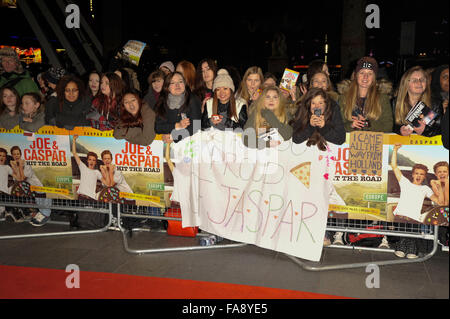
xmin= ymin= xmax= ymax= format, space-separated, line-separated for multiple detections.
xmin=202 ymin=69 xmax=248 ymax=130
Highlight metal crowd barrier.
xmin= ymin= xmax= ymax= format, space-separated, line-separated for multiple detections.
xmin=0 ymin=194 xmax=113 ymax=240
xmin=0 ymin=193 xmax=443 ymax=271
xmin=117 ymin=203 xmax=248 ymax=254
xmin=286 ymin=219 xmax=440 ymax=271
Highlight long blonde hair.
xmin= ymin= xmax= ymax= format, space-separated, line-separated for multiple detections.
xmin=342 ymin=74 xmax=382 ymax=121
xmin=251 ymin=86 xmax=288 ymax=130
xmin=236 ymin=66 xmax=264 ymax=103
xmin=394 ymin=66 xmax=431 ymax=125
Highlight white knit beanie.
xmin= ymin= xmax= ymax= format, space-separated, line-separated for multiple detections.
xmin=213 ymin=69 xmax=234 ymax=92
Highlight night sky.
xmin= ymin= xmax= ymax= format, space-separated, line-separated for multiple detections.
xmin=0 ymin=0 xmax=448 ymax=80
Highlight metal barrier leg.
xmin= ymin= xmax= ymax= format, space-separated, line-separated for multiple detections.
xmin=117 ymin=205 xmax=247 ymax=255
xmin=285 ymin=225 xmax=439 ymax=272
xmin=0 ymin=197 xmax=114 ymax=240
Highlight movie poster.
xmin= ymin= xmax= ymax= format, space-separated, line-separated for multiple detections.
xmin=329 ymin=133 xmax=390 ymax=221
xmin=387 ymin=134 xmax=449 ymax=226
xmin=0 ymin=127 xmax=72 ymax=199
xmin=70 ymin=128 xmax=164 ymax=207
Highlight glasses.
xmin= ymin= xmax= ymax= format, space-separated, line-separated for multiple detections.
xmin=65 ymin=88 xmax=79 ymax=93
xmin=409 ymin=78 xmax=427 ymax=84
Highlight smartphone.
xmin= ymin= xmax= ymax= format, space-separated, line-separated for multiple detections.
xmin=313 ymin=108 xmax=322 ymax=116
xmin=181 ymin=113 xmax=187 ymax=120
xmin=212 ymin=114 xmax=222 ymax=121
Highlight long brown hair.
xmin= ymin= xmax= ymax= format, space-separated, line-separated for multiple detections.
xmin=236 ymin=66 xmax=264 ymax=104
xmin=177 ymin=60 xmax=196 ymax=91
xmin=251 ymin=86 xmax=288 ymax=131
xmin=394 ymin=66 xmax=431 ymax=125
xmin=291 ymin=88 xmax=333 ymax=151
xmin=212 ymin=88 xmax=238 ymax=122
xmin=94 ymin=72 xmax=124 ymax=117
xmin=119 ymin=91 xmax=144 ymax=128
xmin=0 ymin=86 xmax=20 ymax=115
xmin=194 ymin=58 xmax=218 ymax=100
xmin=155 ymin=72 xmax=192 ymax=119
xmin=342 ymin=72 xmax=382 ymax=121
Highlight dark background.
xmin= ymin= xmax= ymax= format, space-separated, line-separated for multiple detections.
xmin=0 ymin=0 xmax=448 ymax=89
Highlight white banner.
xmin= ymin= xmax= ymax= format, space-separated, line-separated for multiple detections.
xmin=171 ymin=129 xmax=337 ymax=261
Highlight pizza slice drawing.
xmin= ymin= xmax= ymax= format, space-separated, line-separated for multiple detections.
xmin=290 ymin=162 xmax=311 ymax=189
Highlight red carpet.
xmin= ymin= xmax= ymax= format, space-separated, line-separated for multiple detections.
xmin=0 ymin=265 xmax=347 ymax=299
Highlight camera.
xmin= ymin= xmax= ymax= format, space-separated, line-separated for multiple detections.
xmin=313 ymin=108 xmax=322 ymax=116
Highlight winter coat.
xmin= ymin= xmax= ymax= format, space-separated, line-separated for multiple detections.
xmin=243 ymin=108 xmax=293 ymax=149
xmin=19 ymin=111 xmax=45 ymax=132
xmin=0 ymin=112 xmax=20 ymax=130
xmin=338 ymin=93 xmax=393 ymax=133
xmin=155 ymin=93 xmax=202 ymax=143
xmin=45 ymin=95 xmax=91 ymax=130
xmin=292 ymin=101 xmax=346 ymax=146
xmin=201 ymin=97 xmax=248 ymax=130
xmin=0 ymin=71 xmax=40 ymax=97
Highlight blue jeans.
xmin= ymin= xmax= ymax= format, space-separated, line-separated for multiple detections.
xmin=35 ymin=197 xmax=52 ymax=217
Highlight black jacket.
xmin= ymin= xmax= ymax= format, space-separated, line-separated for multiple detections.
xmin=201 ymin=101 xmax=248 ymax=130
xmin=292 ymin=102 xmax=346 ymax=146
xmin=155 ymin=94 xmax=202 ymax=142
xmin=45 ymin=95 xmax=91 ymax=130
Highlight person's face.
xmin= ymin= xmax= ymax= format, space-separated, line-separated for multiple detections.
xmin=102 ymin=154 xmax=112 ymax=165
xmin=89 ymin=73 xmax=100 ymax=93
xmin=440 ymin=68 xmax=449 ymax=93
xmin=357 ymin=69 xmax=375 ymax=90
xmin=0 ymin=152 xmax=6 ymax=165
xmin=263 ymin=78 xmax=276 ymax=88
xmin=311 ymin=73 xmax=328 ymax=90
xmin=407 ymin=71 xmax=427 ymax=96
xmin=246 ymin=73 xmax=261 ymax=93
xmin=2 ymin=88 xmax=17 ymax=111
xmin=12 ymin=149 xmax=21 ymax=161
xmin=412 ymin=168 xmax=427 ymax=185
xmin=152 ymin=78 xmax=164 ymax=93
xmin=101 ymin=76 xmax=111 ymax=96
xmin=435 ymin=166 xmax=449 ymax=182
xmin=310 ymin=95 xmax=326 ymax=114
xmin=216 ymin=87 xmax=231 ymax=104
xmin=201 ymin=62 xmax=214 ymax=83
xmin=123 ymin=93 xmax=139 ymax=116
xmin=21 ymin=96 xmax=39 ymax=115
xmin=1 ymin=57 xmax=17 ymax=73
xmin=87 ymin=155 xmax=97 ymax=169
xmin=264 ymin=89 xmax=279 ymax=111
xmin=168 ymin=74 xmax=185 ymax=96
xmin=65 ymin=81 xmax=79 ymax=103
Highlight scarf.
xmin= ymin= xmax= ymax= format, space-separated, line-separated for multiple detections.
xmin=167 ymin=92 xmax=185 ymax=110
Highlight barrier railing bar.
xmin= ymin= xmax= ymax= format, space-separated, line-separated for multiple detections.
xmin=285 ymin=225 xmax=439 ymax=272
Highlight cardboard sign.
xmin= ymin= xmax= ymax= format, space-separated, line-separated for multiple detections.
xmin=348 ymin=131 xmax=384 ymax=176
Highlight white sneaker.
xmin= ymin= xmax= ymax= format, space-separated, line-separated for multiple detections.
xmin=378 ymin=236 xmax=390 ymax=249
xmin=333 ymin=232 xmax=344 ymax=245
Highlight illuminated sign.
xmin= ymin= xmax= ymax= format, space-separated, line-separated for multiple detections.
xmin=0 ymin=45 xmax=42 ymax=64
